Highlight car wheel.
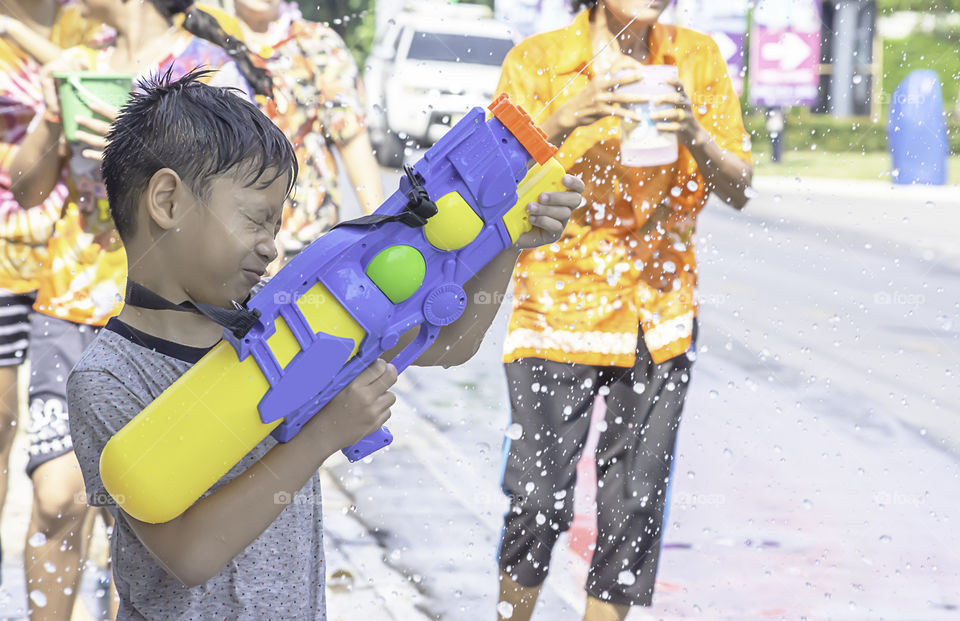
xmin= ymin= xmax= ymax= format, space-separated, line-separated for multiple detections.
xmin=376 ymin=130 xmax=406 ymax=169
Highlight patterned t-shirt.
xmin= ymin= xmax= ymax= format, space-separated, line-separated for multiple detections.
xmin=253 ymin=3 xmax=367 ymax=253
xmin=67 ymin=317 xmax=326 ymax=620
xmin=33 ymin=33 xmax=253 ymax=325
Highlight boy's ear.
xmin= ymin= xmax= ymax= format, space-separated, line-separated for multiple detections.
xmin=144 ymin=168 xmax=188 ymax=231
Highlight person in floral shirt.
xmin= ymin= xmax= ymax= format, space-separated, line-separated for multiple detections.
xmin=233 ymin=0 xmax=384 ymax=263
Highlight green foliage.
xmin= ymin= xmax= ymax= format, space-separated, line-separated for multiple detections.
xmin=877 ymin=0 xmax=960 ymax=13
xmin=882 ymin=30 xmax=960 ymax=112
xmin=744 ymin=110 xmax=960 ymax=154
xmin=297 ymin=0 xmax=377 ymax=68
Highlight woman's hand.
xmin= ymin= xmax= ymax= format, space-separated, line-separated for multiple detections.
xmin=543 ymin=64 xmax=653 ymax=144
xmin=38 ymin=53 xmax=89 ymax=121
xmin=74 ymin=97 xmax=121 ymax=161
xmin=515 ymin=174 xmax=586 ymax=249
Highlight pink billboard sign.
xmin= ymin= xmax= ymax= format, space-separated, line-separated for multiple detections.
xmin=749 ymin=0 xmax=822 ymax=107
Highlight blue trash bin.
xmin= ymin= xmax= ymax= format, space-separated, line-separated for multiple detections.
xmin=887 ymin=70 xmax=949 ymax=185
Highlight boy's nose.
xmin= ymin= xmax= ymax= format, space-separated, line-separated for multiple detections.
xmin=257 ymin=238 xmax=279 ymax=265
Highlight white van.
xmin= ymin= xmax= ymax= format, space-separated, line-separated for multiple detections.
xmin=364 ymin=2 xmax=518 ymax=167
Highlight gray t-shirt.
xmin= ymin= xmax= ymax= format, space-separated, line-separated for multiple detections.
xmin=67 ymin=318 xmax=326 ymax=620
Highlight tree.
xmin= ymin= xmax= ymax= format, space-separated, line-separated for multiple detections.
xmin=298 ymin=0 xmax=377 ymax=68
xmin=877 ymin=0 xmax=960 ymax=12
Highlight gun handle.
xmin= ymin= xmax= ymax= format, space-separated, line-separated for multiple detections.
xmin=342 ymin=426 xmax=394 ymax=462
xmin=339 ymin=321 xmax=445 ymax=461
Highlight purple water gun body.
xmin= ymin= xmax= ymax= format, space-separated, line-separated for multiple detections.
xmin=229 ymin=95 xmax=563 ymax=460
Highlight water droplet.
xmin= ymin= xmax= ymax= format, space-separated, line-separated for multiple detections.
xmin=709 ymin=389 xmax=719 ymax=399
xmin=497 ymin=601 xmax=515 ymax=618
xmin=29 ymin=590 xmax=47 ymax=607
xmin=879 ymin=534 xmax=892 ymax=544
xmin=617 ymin=570 xmax=636 ymax=586
xmin=525 ymin=482 xmax=535 ymax=493
xmin=43 ymin=561 xmax=56 ymax=573
xmin=535 ymin=512 xmax=547 ymax=525
xmin=28 ymin=532 xmax=47 ymax=547
xmin=505 ymin=423 xmax=523 ymax=440
xmin=632 ymin=383 xmax=645 ymax=394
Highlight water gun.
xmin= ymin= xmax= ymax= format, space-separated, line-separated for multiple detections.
xmin=99 ymin=95 xmax=567 ymax=524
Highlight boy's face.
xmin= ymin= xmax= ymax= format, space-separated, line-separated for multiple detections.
xmin=172 ymin=170 xmax=287 ymax=308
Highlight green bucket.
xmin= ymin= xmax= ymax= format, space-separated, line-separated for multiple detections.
xmin=52 ymin=71 xmax=134 ymax=142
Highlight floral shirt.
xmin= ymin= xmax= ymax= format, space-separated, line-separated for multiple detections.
xmin=0 ymin=2 xmax=104 ymax=292
xmin=33 ymin=33 xmax=252 ymax=325
xmin=253 ymin=3 xmax=367 ymax=254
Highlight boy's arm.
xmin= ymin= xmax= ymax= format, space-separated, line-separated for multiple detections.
xmin=383 ymin=175 xmax=586 ymax=368
xmin=70 ymin=361 xmax=397 ymax=588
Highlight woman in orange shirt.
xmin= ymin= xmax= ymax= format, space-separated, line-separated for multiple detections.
xmin=495 ymin=1 xmax=753 ymax=619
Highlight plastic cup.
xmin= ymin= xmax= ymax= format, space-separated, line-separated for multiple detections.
xmin=53 ymin=71 xmax=134 ymax=142
xmin=616 ymin=65 xmax=679 ymax=167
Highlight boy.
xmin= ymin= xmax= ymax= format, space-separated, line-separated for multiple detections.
xmin=66 ymin=70 xmax=584 ymax=619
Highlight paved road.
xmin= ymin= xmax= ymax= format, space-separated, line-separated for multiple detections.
xmin=324 ymin=169 xmax=960 ymax=619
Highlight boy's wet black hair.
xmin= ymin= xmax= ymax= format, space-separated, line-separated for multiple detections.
xmin=102 ymin=68 xmax=297 ymax=242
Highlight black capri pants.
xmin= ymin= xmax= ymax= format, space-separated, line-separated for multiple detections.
xmin=498 ymin=320 xmax=696 ymax=606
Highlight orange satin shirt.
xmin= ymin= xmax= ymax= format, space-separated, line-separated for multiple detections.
xmin=498 ymin=10 xmax=751 ymax=366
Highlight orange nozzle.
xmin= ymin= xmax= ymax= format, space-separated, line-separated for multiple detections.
xmin=488 ymin=93 xmax=558 ymax=166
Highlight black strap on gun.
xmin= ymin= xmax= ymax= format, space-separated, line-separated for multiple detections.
xmin=125 ymin=280 xmax=261 ymax=339
xmin=332 ymin=165 xmax=437 ymax=230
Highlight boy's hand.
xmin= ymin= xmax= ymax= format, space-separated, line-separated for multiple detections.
xmin=311 ymin=359 xmax=397 ymax=448
xmin=75 ymin=97 xmax=121 ymax=161
xmin=515 ymin=174 xmax=585 ymax=249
